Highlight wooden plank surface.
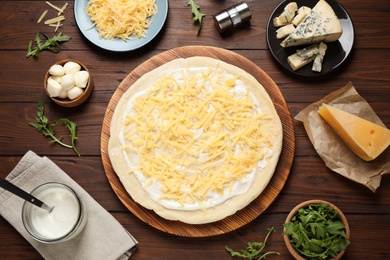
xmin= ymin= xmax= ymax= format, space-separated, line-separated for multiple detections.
xmin=0 ymin=0 xmax=389 ymax=259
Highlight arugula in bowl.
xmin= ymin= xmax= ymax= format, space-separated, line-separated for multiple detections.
xmin=283 ymin=201 xmax=350 ymax=260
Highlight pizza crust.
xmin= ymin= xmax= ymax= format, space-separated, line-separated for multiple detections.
xmin=109 ymin=57 xmax=283 ymax=224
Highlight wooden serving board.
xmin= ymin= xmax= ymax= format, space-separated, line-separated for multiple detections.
xmin=100 ymin=46 xmax=295 ymax=237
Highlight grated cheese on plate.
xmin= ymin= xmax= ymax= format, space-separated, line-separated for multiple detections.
xmin=85 ymin=0 xmax=157 ymax=40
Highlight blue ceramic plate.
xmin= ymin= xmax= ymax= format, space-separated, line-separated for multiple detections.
xmin=266 ymin=0 xmax=354 ymax=77
xmin=74 ymin=0 xmax=168 ymax=51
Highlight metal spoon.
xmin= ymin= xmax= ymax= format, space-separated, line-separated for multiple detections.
xmin=0 ymin=179 xmax=53 ymax=212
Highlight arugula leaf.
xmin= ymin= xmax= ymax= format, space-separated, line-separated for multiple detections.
xmin=26 ymin=32 xmax=71 ymax=58
xmin=283 ymin=203 xmax=350 ymax=259
xmin=56 ymin=118 xmax=79 ymax=153
xmin=225 ymin=227 xmax=280 ymax=259
xmin=29 ymin=99 xmax=80 ymax=156
xmin=188 ymin=0 xmax=205 ymax=33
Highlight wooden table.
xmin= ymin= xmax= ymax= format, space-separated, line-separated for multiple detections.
xmin=0 ymin=0 xmax=389 ymax=259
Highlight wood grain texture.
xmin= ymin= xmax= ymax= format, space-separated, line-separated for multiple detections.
xmin=101 ymin=46 xmax=295 ymax=236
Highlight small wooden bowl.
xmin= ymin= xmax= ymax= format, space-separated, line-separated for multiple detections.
xmin=44 ymin=59 xmax=93 ymax=107
xmin=283 ymin=200 xmax=350 ymax=260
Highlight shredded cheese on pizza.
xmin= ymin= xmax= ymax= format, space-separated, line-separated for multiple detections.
xmin=121 ymin=67 xmax=278 ymax=209
xmin=85 ymin=0 xmax=157 ymax=40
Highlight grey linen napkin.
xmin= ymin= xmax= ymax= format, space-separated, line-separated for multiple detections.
xmin=0 ymin=151 xmax=138 ymax=260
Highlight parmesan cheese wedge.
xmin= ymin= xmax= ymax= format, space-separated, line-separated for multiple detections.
xmin=318 ymin=103 xmax=390 ymax=161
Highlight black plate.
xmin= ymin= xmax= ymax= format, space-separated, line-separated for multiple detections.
xmin=266 ymin=0 xmax=354 ymax=77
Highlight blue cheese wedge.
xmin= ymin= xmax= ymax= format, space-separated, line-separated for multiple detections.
xmin=281 ymin=0 xmax=342 ymax=47
xmin=292 ymin=6 xmax=311 ymax=26
xmin=295 ymin=44 xmax=320 ymax=59
xmin=287 ymin=44 xmax=319 ymax=71
xmin=312 ymin=42 xmax=328 ymax=72
xmin=276 ymin=24 xmax=295 ymax=39
xmin=273 ymin=2 xmax=298 ymax=27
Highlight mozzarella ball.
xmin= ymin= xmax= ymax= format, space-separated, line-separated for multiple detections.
xmin=58 ymin=89 xmax=68 ymax=99
xmin=48 ymin=64 xmax=65 ymax=76
xmin=47 ymin=78 xmax=62 ymax=97
xmin=50 ymin=75 xmax=62 ymax=83
xmin=74 ymin=71 xmax=89 ymax=88
xmin=60 ymin=74 xmax=75 ymax=91
xmin=67 ymin=87 xmax=84 ymax=100
xmin=64 ymin=61 xmax=81 ymax=75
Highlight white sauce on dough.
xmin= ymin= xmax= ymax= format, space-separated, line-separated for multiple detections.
xmin=118 ymin=67 xmax=273 ymax=210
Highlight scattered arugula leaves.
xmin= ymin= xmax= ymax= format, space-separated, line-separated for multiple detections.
xmin=188 ymin=0 xmax=205 ymax=33
xmin=26 ymin=32 xmax=71 ymax=58
xmin=225 ymin=227 xmax=280 ymax=259
xmin=283 ymin=203 xmax=350 ymax=259
xmin=29 ymin=99 xmax=80 ymax=156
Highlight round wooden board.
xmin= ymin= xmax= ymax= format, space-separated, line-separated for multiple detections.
xmin=101 ymin=46 xmax=295 ymax=237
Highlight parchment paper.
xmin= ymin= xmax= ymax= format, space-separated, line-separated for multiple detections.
xmin=295 ymin=82 xmax=390 ymax=192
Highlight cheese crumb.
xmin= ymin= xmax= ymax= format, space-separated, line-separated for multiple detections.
xmin=37 ymin=10 xmax=48 ymax=23
xmin=44 ymin=15 xmax=65 ymax=25
xmin=58 ymin=3 xmax=68 ymax=15
xmin=46 ymin=1 xmax=64 ymax=13
xmin=39 ymin=1 xmax=68 ymax=31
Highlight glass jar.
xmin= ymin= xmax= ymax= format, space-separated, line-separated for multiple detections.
xmin=22 ymin=182 xmax=87 ymax=243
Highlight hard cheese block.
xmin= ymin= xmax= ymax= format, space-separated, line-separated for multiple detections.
xmin=318 ymin=103 xmax=390 ymax=161
xmin=281 ymin=0 xmax=342 ymax=47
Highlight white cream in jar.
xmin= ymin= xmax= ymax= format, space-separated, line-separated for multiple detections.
xmin=22 ymin=183 xmax=86 ymax=243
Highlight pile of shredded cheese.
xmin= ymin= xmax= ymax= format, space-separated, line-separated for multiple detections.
xmin=122 ymin=67 xmax=277 ymax=207
xmin=86 ymin=0 xmax=157 ymax=40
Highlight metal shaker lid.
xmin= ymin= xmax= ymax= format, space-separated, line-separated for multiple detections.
xmin=235 ymin=2 xmax=251 ymax=23
xmin=214 ymin=10 xmax=233 ymax=33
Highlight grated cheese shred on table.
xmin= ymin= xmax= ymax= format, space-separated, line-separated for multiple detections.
xmin=85 ymin=0 xmax=157 ymax=40
xmin=122 ymin=67 xmax=277 ymax=208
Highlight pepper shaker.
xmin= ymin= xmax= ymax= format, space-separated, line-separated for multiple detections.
xmin=213 ymin=2 xmax=252 ymax=34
